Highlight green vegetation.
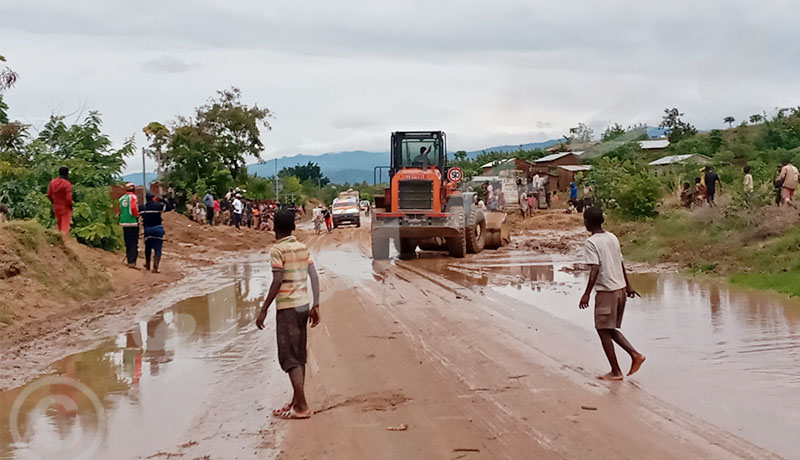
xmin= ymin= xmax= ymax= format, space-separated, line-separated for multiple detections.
xmin=590 ymin=105 xmax=800 ymax=296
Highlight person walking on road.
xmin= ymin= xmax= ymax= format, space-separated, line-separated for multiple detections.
xmin=579 ymin=207 xmax=646 ymax=381
xmin=47 ymin=166 xmax=73 ymax=235
xmin=704 ymin=166 xmax=722 ymax=206
xmin=255 ymin=209 xmax=321 ymax=420
xmin=119 ymin=183 xmax=140 ymax=269
xmin=232 ymin=194 xmax=244 ymax=229
xmin=203 ymin=191 xmax=215 ymax=226
xmin=140 ymin=193 xmax=166 ymax=273
xmin=777 ymin=160 xmax=799 ymax=208
xmin=322 ymin=206 xmax=332 ymax=233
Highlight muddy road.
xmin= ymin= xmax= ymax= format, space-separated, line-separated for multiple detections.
xmin=2 ymin=216 xmax=798 ymax=459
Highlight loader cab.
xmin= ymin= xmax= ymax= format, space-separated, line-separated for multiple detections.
xmin=390 ymin=131 xmax=447 ymax=179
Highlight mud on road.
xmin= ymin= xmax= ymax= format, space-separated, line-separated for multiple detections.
xmin=2 ymin=211 xmax=798 ymax=459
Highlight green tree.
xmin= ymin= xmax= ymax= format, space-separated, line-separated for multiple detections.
xmin=280 ymin=161 xmax=329 ymax=186
xmin=568 ymin=122 xmax=594 ymax=143
xmin=142 ymin=121 xmax=170 ymax=185
xmin=660 ymin=108 xmax=697 ymax=143
xmin=453 ymin=150 xmax=468 ymax=162
xmin=0 ymin=54 xmax=18 ymax=92
xmin=723 ymin=116 xmax=735 ymax=128
xmin=749 ymin=114 xmax=763 ymax=124
xmin=161 ymin=88 xmax=271 ymax=200
xmin=196 ymin=87 xmax=272 ymax=181
xmin=601 ymin=123 xmax=626 ymax=141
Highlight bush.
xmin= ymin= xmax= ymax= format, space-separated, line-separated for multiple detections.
xmin=588 ymin=158 xmax=662 ymax=220
xmin=71 ymin=186 xmax=122 ymax=250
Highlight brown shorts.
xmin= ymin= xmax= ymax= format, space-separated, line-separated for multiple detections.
xmin=782 ymin=187 xmax=795 ymax=201
xmin=276 ymin=305 xmax=309 ymax=372
xmin=594 ymin=289 xmax=626 ymax=329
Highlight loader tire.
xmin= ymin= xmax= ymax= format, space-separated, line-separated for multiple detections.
xmin=447 ymin=206 xmax=467 ymax=258
xmin=466 ymin=206 xmax=486 ymax=254
xmin=399 ymin=238 xmax=417 ymax=255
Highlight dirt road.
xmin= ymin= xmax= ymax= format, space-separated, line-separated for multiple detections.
xmin=1 ymin=212 xmax=794 ymax=459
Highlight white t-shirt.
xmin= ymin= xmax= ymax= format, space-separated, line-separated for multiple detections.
xmin=585 ymin=231 xmax=626 ymax=292
xmin=233 ymin=198 xmax=243 ymax=214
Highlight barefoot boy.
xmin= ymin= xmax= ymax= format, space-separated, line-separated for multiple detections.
xmin=579 ymin=207 xmax=645 ymax=380
xmin=256 ymin=209 xmax=321 ymax=419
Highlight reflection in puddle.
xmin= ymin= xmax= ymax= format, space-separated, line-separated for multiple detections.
xmin=1 ymin=263 xmax=271 ymax=460
xmin=431 ymin=258 xmax=800 ymax=459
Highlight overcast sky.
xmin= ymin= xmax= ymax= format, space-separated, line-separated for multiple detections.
xmin=2 ymin=0 xmax=799 ymax=174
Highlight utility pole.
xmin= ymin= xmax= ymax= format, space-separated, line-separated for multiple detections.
xmin=274 ymin=158 xmax=278 ymax=199
xmin=141 ymin=147 xmax=147 ymax=201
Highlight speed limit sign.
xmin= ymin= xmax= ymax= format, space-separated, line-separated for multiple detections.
xmin=447 ymin=167 xmax=464 ymax=183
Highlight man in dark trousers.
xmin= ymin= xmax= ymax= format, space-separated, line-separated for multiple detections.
xmin=119 ymin=183 xmax=140 ymax=269
xmin=140 ymin=193 xmax=166 ymax=273
xmin=704 ymin=166 xmax=722 ymax=207
xmin=47 ymin=166 xmax=73 ymax=235
xmin=203 ymin=190 xmax=215 ymax=226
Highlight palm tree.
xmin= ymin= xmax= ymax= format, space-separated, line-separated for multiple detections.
xmin=723 ymin=116 xmax=735 ymax=128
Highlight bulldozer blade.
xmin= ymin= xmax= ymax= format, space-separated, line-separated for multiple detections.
xmin=484 ymin=211 xmax=510 ymax=250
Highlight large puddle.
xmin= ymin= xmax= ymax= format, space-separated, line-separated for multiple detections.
xmin=410 ymin=254 xmax=800 ymax=458
xmin=1 ymin=263 xmax=274 ymax=460
xmin=3 ymin=245 xmax=800 ymax=459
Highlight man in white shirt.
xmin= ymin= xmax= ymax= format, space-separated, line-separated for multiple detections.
xmin=579 ymin=207 xmax=645 ymax=380
xmin=232 ymin=194 xmax=244 ymax=229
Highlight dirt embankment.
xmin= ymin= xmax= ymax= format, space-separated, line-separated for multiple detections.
xmin=0 ymin=212 xmax=274 ymax=358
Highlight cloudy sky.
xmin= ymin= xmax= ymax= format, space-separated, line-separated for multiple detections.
xmin=1 ymin=0 xmax=799 ymax=174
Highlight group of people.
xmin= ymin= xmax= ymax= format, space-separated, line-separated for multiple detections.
xmin=188 ymin=188 xmax=304 ymax=232
xmin=118 ymin=182 xmax=167 ymax=272
xmin=311 ymin=204 xmax=333 ymax=234
xmin=680 ymin=161 xmax=799 ymax=209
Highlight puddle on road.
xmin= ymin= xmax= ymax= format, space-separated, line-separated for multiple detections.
xmin=411 ymin=256 xmax=800 ymax=458
xmin=1 ymin=263 xmax=272 ymax=460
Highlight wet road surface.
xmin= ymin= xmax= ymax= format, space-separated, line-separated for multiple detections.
xmin=1 ymin=263 xmax=286 ymax=460
xmin=2 ymin=228 xmax=799 ymax=459
xmin=407 ymin=250 xmax=800 ymax=458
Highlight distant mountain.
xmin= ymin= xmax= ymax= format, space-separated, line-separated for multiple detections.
xmin=247 ymin=140 xmax=562 ymax=185
xmin=120 ymin=172 xmax=158 ymax=187
xmin=124 ymin=136 xmax=637 ymax=187
xmin=463 ymin=139 xmax=561 ymax=156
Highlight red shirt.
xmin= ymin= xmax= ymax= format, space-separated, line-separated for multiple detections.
xmin=47 ymin=178 xmax=73 ymax=212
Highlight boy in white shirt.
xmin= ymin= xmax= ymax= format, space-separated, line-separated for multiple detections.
xmin=579 ymin=207 xmax=646 ymax=380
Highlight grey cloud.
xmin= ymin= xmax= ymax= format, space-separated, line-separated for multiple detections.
xmin=142 ymin=56 xmax=198 ymax=74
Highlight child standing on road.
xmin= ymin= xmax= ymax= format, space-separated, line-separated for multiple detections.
xmin=256 ymin=209 xmax=321 ymax=419
xmin=579 ymin=207 xmax=646 ymax=380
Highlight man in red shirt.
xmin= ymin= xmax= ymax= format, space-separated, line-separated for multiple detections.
xmin=46 ymin=166 xmax=73 ymax=235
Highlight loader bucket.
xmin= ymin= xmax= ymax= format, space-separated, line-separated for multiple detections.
xmin=484 ymin=211 xmax=510 ymax=249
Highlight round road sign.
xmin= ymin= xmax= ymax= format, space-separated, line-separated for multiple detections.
xmin=447 ymin=167 xmax=464 ymax=183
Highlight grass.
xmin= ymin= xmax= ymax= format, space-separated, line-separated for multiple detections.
xmin=609 ymin=206 xmax=800 ymax=297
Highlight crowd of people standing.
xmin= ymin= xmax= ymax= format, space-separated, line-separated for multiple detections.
xmin=186 ymin=188 xmax=305 ymax=232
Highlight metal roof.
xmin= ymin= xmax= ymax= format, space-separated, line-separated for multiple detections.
xmin=648 ymin=154 xmax=711 ymax=166
xmin=557 ymin=165 xmax=593 ymax=172
xmin=638 ymin=139 xmax=670 ymax=149
xmin=480 ymin=158 xmax=515 ymax=169
xmin=534 ymin=152 xmax=578 ymax=163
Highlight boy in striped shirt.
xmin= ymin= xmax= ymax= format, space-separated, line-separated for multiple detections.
xmin=256 ymin=209 xmax=321 ymax=419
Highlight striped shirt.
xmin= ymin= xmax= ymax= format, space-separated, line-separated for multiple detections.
xmin=270 ymin=236 xmax=313 ymax=310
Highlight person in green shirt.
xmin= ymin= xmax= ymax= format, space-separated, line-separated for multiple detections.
xmin=119 ymin=183 xmax=140 ymax=269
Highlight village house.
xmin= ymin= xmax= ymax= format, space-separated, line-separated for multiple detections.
xmin=480 ymin=158 xmax=534 ymax=176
